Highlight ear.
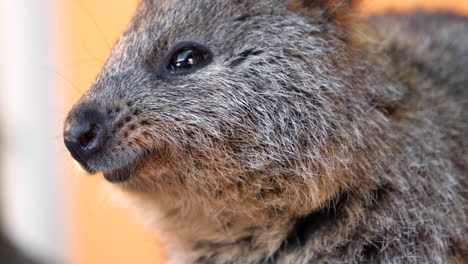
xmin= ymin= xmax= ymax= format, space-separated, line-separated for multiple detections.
xmin=286 ymin=0 xmax=360 ymax=10
xmin=285 ymin=0 xmax=361 ymax=25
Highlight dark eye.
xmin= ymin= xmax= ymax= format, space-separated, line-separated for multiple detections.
xmin=167 ymin=44 xmax=212 ymax=75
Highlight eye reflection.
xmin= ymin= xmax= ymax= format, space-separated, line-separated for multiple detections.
xmin=167 ymin=45 xmax=211 ymax=74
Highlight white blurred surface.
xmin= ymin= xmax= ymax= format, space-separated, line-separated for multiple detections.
xmin=0 ymin=0 xmax=66 ymax=263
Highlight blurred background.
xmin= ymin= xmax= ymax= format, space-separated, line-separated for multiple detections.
xmin=0 ymin=0 xmax=466 ymax=263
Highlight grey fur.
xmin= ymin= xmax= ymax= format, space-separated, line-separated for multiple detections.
xmin=65 ymin=1 xmax=467 ymax=263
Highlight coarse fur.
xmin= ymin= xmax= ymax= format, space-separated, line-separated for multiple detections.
xmin=65 ymin=0 xmax=468 ymax=263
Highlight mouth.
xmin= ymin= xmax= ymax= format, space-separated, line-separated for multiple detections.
xmin=103 ymin=150 xmax=154 ymax=183
xmin=103 ymin=164 xmax=137 ymax=183
xmin=74 ymin=149 xmax=153 ymax=183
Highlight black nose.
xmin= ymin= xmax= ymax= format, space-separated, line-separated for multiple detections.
xmin=64 ymin=109 xmax=106 ymax=172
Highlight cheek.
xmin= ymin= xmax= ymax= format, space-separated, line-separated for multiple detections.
xmin=132 ymin=152 xmax=186 ymax=187
xmin=137 ymin=164 xmax=171 ymax=182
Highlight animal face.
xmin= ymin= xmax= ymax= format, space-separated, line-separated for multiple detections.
xmin=64 ymin=0 xmax=362 ymax=203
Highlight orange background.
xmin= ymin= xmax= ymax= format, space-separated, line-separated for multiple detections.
xmin=60 ymin=1 xmax=468 ymax=264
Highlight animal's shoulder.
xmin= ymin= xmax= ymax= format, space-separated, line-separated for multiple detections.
xmin=368 ymin=12 xmax=468 ymax=181
xmin=368 ymin=12 xmax=468 ymax=103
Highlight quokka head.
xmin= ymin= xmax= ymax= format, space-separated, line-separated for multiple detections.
xmin=64 ymin=0 xmax=384 ymax=212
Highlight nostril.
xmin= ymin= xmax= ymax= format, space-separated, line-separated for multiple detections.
xmin=79 ymin=124 xmax=99 ymax=149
